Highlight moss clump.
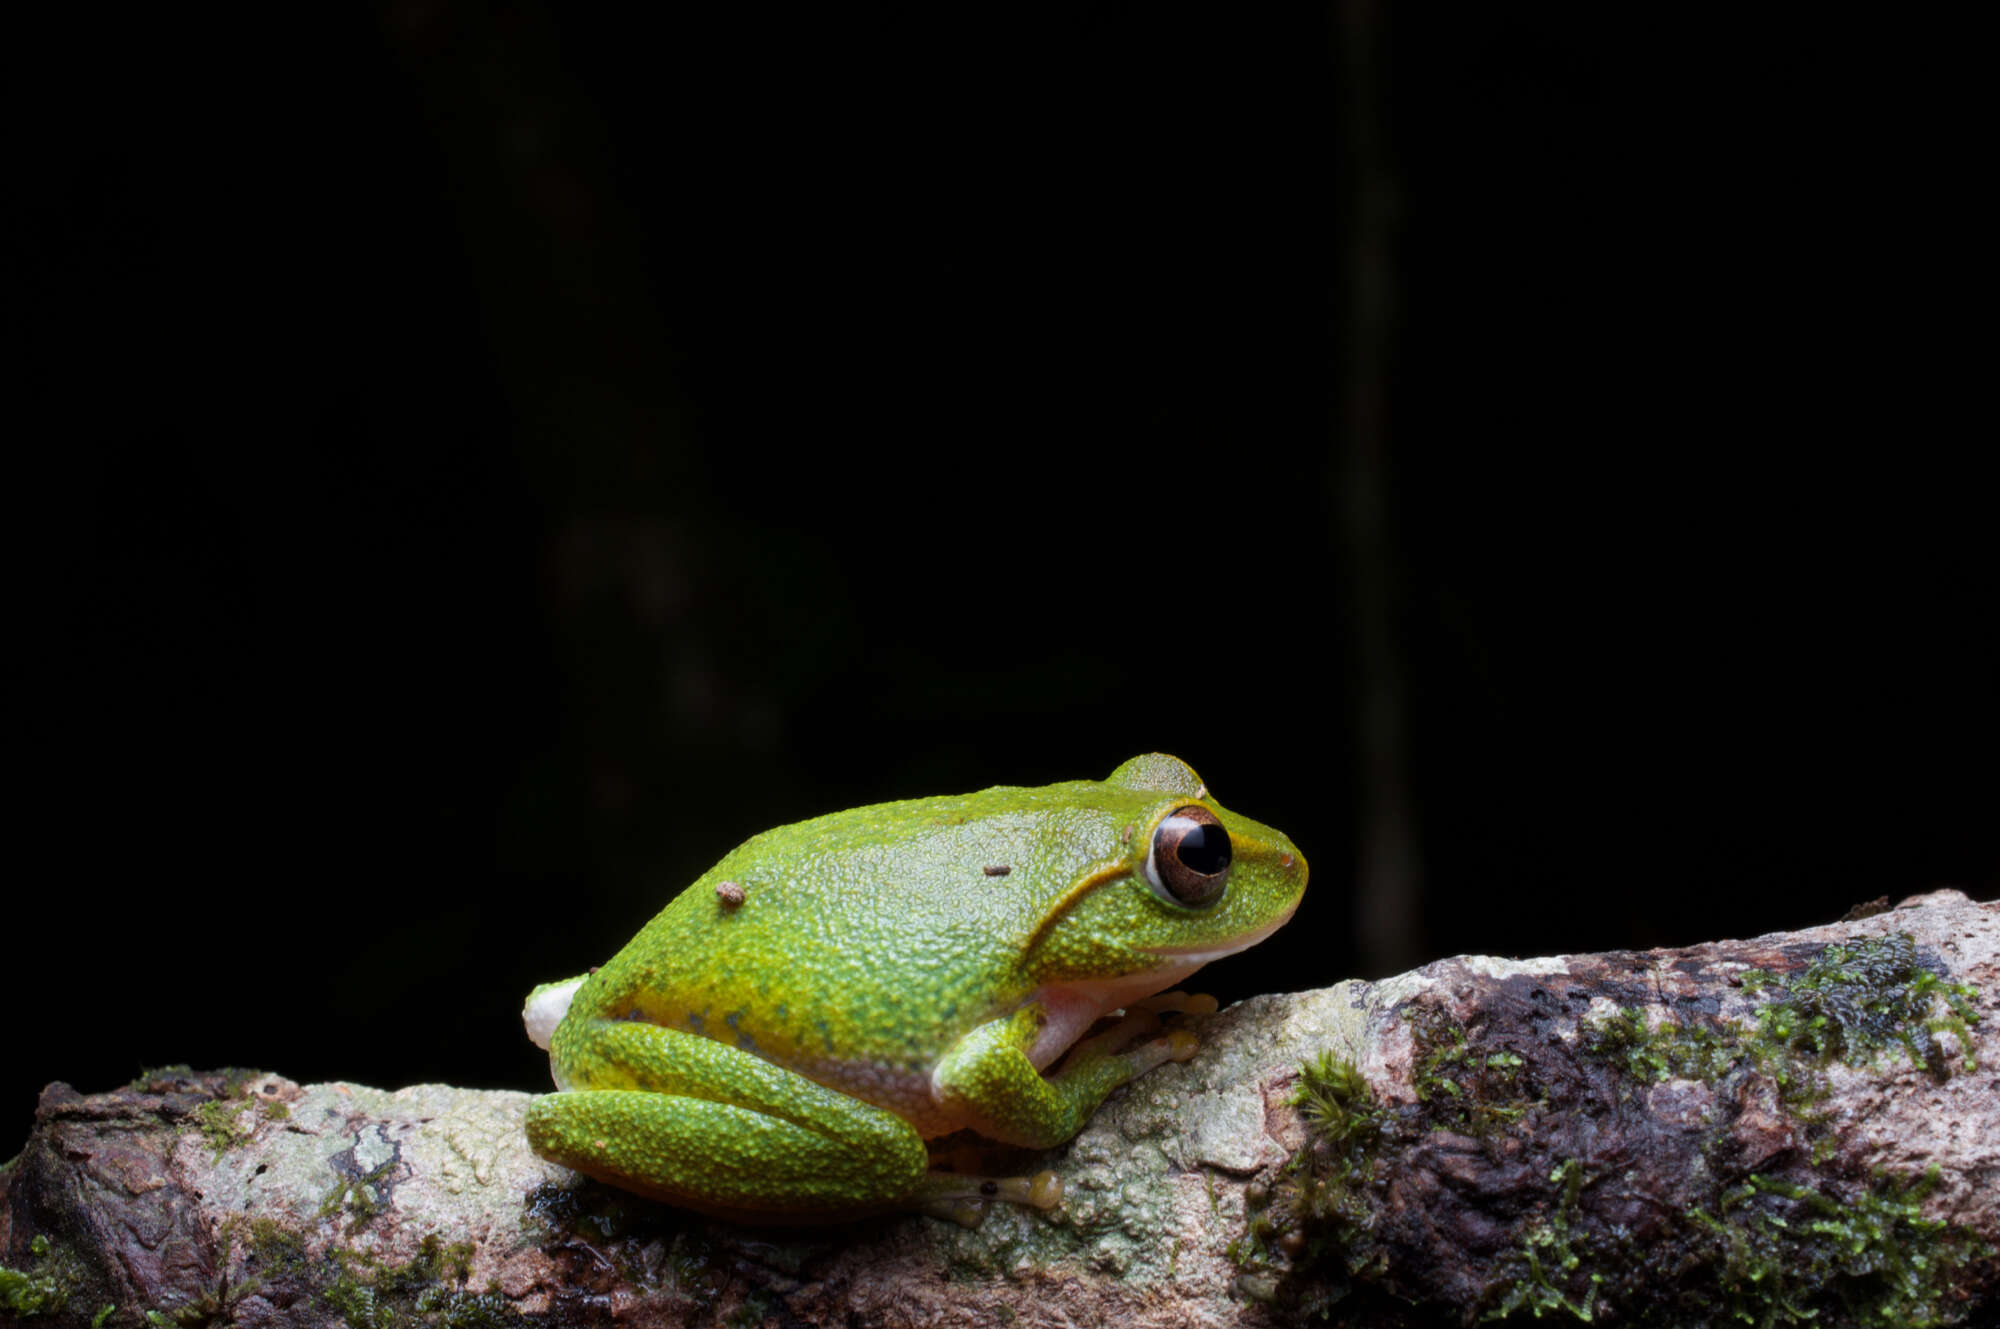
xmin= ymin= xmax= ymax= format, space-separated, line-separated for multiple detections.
xmin=194 ymin=1099 xmax=250 ymax=1161
xmin=1580 ymin=1006 xmax=1737 ymax=1087
xmin=522 ymin=1179 xmax=734 ymax=1300
xmin=1473 ymin=1162 xmax=1991 ymax=1325
xmin=1408 ymin=1006 xmax=1540 ymax=1132
xmin=1290 ymin=933 xmax=1992 ymax=1324
xmin=323 ymin=1233 xmax=515 ymax=1329
xmin=1585 ymin=933 xmax=1980 ymax=1112
xmin=1565 ymin=935 xmax=1991 ymax=1324
xmin=240 ymin=1216 xmax=310 ymax=1287
xmin=1743 ymin=934 xmax=1980 ymax=1079
xmin=129 ymin=1065 xmax=265 ymax=1097
xmin=1235 ymin=1053 xmax=1390 ymax=1298
xmin=521 ymin=1178 xmax=659 ymax=1245
xmin=1292 ymin=1051 xmax=1382 ymax=1155
xmin=149 ymin=1066 xmax=281 ymax=1161
xmin=233 ymin=1220 xmax=515 ymax=1329
xmin=321 ymin=1160 xmax=399 ymax=1232
xmin=1483 ymin=1159 xmax=1603 ymax=1323
xmin=1682 ymin=1169 xmax=1992 ymax=1328
xmin=128 ymin=1064 xmax=198 ymax=1091
xmin=0 ymin=1234 xmax=84 ymax=1318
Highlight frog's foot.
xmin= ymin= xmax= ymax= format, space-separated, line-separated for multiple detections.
xmin=934 ymin=995 xmax=1216 ymax=1152
xmin=914 ymin=1169 xmax=1063 ymax=1228
xmin=1058 ymin=990 xmax=1219 ymax=1073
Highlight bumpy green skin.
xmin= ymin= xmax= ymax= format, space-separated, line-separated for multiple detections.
xmin=525 ymin=754 xmax=1306 ymax=1220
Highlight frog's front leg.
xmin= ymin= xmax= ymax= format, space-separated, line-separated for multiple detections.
xmin=526 ymin=1018 xmax=934 ymax=1219
xmin=932 ymin=992 xmax=1203 ymax=1149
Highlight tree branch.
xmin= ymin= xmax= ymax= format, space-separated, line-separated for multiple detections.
xmin=4 ymin=890 xmax=1994 ymax=1326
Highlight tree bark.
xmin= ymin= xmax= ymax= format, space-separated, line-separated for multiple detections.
xmin=4 ymin=890 xmax=1995 ymax=1327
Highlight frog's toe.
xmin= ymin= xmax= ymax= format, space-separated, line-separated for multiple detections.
xmin=1061 ymin=990 xmax=1220 ymax=1069
xmin=1127 ymin=1027 xmax=1201 ymax=1075
xmin=917 ymin=1168 xmax=1063 ymax=1226
xmin=1131 ymin=990 xmax=1220 ymax=1018
xmin=920 ymin=1196 xmax=990 ymax=1228
xmin=1062 ymin=1007 xmax=1168 ymax=1066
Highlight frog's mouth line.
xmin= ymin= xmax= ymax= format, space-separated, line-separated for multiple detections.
xmin=1138 ymin=891 xmax=1302 ymax=966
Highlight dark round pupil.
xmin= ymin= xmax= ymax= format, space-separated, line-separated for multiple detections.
xmin=1175 ymin=823 xmax=1232 ymax=876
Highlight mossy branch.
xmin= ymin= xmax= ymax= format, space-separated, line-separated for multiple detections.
xmin=3 ymin=890 xmax=1995 ymax=1327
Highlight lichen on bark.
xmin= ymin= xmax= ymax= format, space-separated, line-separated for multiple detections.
xmin=2 ymin=890 xmax=1995 ymax=1327
xmin=1247 ymin=896 xmax=1997 ymax=1325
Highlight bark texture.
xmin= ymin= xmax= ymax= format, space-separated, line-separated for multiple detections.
xmin=3 ymin=890 xmax=1995 ymax=1327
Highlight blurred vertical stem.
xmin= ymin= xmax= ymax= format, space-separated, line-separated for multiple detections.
xmin=378 ymin=0 xmax=707 ymax=891
xmin=1332 ymin=0 xmax=1422 ymax=974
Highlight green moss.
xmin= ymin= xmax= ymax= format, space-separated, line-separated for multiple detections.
xmin=1472 ymin=1162 xmax=1990 ymax=1325
xmin=225 ymin=1220 xmax=516 ymax=1329
xmin=240 ymin=1216 xmax=310 ymax=1286
xmin=1408 ymin=1006 xmax=1539 ymax=1132
xmin=129 ymin=1065 xmax=266 ymax=1096
xmin=1743 ymin=934 xmax=1980 ymax=1079
xmin=194 ymin=1099 xmax=249 ymax=1161
xmin=1563 ymin=937 xmax=1991 ymax=1325
xmin=129 ymin=1063 xmax=198 ymax=1091
xmin=0 ymin=1234 xmax=84 ymax=1318
xmin=1265 ymin=936 xmax=1990 ymax=1323
xmin=522 ymin=1180 xmax=741 ymax=1300
xmin=151 ymin=1067 xmax=281 ymax=1161
xmin=321 ymin=1162 xmax=400 ymax=1232
xmin=1483 ymin=1159 xmax=1605 ymax=1322
xmin=1681 ymin=1169 xmax=1991 ymax=1327
xmin=1291 ymin=1051 xmax=1381 ymax=1153
xmin=1580 ymin=1007 xmax=1737 ymax=1087
xmin=521 ymin=1178 xmax=650 ymax=1244
xmin=1242 ymin=1053 xmax=1390 ymax=1285
xmin=1322 ymin=934 xmax=1988 ymax=1323
xmin=322 ymin=1233 xmax=516 ymax=1329
xmin=1585 ymin=933 xmax=1979 ymax=1113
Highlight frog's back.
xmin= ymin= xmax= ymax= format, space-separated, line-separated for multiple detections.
xmin=576 ymin=781 xmax=1127 ymax=1087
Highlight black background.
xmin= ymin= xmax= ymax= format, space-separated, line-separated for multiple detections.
xmin=11 ymin=6 xmax=1993 ymax=1150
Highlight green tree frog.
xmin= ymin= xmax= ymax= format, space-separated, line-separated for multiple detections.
xmin=522 ymin=754 xmax=1306 ymax=1223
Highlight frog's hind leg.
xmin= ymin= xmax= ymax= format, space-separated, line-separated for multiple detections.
xmin=526 ymin=1018 xmax=930 ymax=1219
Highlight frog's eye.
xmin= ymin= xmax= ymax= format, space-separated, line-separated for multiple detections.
xmin=1144 ymin=806 xmax=1232 ymax=908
